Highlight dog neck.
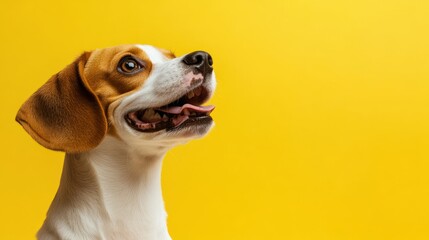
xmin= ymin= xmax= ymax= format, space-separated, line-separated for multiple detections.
xmin=38 ymin=136 xmax=173 ymax=240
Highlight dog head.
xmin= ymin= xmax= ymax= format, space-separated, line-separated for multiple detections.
xmin=16 ymin=45 xmax=216 ymax=153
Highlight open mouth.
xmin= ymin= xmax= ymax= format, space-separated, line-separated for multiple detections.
xmin=125 ymin=86 xmax=214 ymax=132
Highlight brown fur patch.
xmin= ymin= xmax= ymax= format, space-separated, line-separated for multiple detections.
xmin=84 ymin=45 xmax=153 ymax=112
xmin=16 ymin=52 xmax=107 ymax=153
xmin=16 ymin=45 xmax=156 ymax=152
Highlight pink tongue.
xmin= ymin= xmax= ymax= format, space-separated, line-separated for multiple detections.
xmin=157 ymin=104 xmax=215 ymax=115
xmin=172 ymin=115 xmax=189 ymax=126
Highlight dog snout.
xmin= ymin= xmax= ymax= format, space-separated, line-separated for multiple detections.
xmin=182 ymin=51 xmax=213 ymax=76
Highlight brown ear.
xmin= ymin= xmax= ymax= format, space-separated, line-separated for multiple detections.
xmin=16 ymin=52 xmax=107 ymax=153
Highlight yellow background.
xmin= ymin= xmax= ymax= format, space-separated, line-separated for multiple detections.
xmin=1 ymin=0 xmax=429 ymax=239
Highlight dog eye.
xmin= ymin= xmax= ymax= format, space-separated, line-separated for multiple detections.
xmin=118 ymin=57 xmax=143 ymax=74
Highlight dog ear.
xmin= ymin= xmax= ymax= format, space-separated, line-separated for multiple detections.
xmin=16 ymin=52 xmax=108 ymax=153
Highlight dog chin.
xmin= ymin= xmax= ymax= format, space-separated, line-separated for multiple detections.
xmin=166 ymin=120 xmax=214 ymax=139
xmin=147 ymin=119 xmax=214 ymax=142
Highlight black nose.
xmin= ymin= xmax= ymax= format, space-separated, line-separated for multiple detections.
xmin=182 ymin=51 xmax=213 ymax=75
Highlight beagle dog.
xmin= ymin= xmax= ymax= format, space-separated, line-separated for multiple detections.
xmin=16 ymin=44 xmax=216 ymax=240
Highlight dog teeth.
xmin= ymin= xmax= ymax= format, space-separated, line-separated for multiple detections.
xmin=142 ymin=108 xmax=164 ymax=121
xmin=187 ymin=87 xmax=202 ymax=99
xmin=146 ymin=108 xmax=155 ymax=115
xmin=187 ymin=91 xmax=195 ymax=99
xmin=153 ymin=112 xmax=162 ymax=121
xmin=142 ymin=109 xmax=154 ymax=119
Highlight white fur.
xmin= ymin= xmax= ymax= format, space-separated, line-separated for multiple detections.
xmin=138 ymin=45 xmax=168 ymax=64
xmin=37 ymin=45 xmax=216 ymax=240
